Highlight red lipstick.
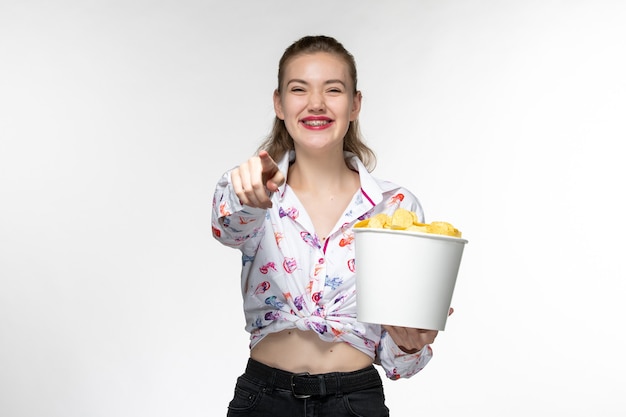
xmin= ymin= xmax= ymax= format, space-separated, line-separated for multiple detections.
xmin=300 ymin=116 xmax=333 ymax=130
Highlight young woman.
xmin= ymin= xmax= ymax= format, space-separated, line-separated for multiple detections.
xmin=212 ymin=35 xmax=449 ymax=417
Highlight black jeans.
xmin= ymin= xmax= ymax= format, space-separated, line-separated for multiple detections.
xmin=226 ymin=359 xmax=390 ymax=417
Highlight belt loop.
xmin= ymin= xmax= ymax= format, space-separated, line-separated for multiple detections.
xmin=317 ymin=375 xmax=326 ymax=397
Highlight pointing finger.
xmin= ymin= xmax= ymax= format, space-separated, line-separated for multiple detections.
xmin=259 ymin=150 xmax=285 ymax=190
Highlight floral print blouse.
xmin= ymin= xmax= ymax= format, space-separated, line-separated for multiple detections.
xmin=211 ymin=151 xmax=433 ymax=380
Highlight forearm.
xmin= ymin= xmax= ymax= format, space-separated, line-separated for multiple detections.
xmin=376 ymin=329 xmax=433 ymax=380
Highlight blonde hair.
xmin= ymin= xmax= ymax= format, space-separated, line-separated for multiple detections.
xmin=257 ymin=35 xmax=376 ymax=171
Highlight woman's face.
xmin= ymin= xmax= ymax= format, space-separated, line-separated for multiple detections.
xmin=274 ymin=52 xmax=361 ymax=155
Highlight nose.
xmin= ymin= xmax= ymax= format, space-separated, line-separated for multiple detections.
xmin=308 ymin=91 xmax=326 ymax=112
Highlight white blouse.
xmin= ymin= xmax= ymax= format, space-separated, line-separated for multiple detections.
xmin=211 ymin=151 xmax=433 ymax=380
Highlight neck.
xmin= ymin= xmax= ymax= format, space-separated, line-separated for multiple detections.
xmin=288 ymin=149 xmax=356 ymax=193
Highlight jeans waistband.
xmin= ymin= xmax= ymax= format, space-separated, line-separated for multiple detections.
xmin=244 ymin=358 xmax=382 ymax=398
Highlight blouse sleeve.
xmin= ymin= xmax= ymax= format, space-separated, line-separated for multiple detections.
xmin=211 ymin=168 xmax=268 ymax=253
xmin=377 ymin=330 xmax=433 ymax=380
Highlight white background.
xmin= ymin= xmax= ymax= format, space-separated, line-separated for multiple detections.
xmin=1 ymin=1 xmax=625 ymax=416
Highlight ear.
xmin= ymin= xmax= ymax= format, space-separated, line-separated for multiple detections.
xmin=350 ymin=91 xmax=362 ymax=121
xmin=273 ymin=89 xmax=285 ymax=120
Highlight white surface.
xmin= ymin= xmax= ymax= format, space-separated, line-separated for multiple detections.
xmin=1 ymin=1 xmax=625 ymax=416
xmin=354 ymin=228 xmax=467 ymax=330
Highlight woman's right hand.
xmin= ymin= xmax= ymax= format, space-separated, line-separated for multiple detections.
xmin=231 ymin=150 xmax=285 ymax=209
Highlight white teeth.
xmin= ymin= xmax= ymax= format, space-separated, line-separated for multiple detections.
xmin=303 ymin=120 xmax=329 ymax=126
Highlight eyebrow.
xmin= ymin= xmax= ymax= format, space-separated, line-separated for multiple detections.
xmin=286 ymin=79 xmax=347 ymax=88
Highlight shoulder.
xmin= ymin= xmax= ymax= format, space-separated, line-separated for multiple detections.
xmin=346 ymin=152 xmax=425 ymax=220
xmin=375 ymin=179 xmax=423 ymax=212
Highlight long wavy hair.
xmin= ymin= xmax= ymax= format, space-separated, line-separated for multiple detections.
xmin=257 ymin=35 xmax=376 ymax=171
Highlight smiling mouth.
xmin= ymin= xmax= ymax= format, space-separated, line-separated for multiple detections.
xmin=302 ymin=119 xmax=332 ymax=127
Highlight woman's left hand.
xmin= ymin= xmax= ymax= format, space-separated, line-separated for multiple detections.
xmin=382 ymin=308 xmax=454 ymax=354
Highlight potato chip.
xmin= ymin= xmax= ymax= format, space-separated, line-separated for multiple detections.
xmin=406 ymin=224 xmax=429 ymax=233
xmin=354 ymin=208 xmax=462 ymax=238
xmin=368 ymin=213 xmax=390 ymax=229
xmin=354 ymin=218 xmax=370 ymax=228
xmin=428 ymin=221 xmax=461 ymax=237
xmin=390 ymin=208 xmax=414 ymax=230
